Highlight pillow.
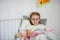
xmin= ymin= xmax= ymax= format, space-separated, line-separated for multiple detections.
xmin=23 ymin=15 xmax=47 ymax=25
xmin=40 ymin=19 xmax=47 ymax=25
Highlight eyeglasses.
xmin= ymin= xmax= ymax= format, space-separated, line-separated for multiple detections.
xmin=31 ymin=18 xmax=40 ymax=20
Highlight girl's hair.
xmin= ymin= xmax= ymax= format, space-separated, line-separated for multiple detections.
xmin=29 ymin=12 xmax=41 ymax=25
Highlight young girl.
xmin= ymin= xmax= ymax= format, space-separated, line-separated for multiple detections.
xmin=25 ymin=12 xmax=47 ymax=40
xmin=16 ymin=12 xmax=60 ymax=40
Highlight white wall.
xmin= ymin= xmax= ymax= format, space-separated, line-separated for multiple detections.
xmin=0 ymin=0 xmax=60 ymax=36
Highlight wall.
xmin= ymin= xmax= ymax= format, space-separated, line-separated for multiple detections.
xmin=0 ymin=0 xmax=60 ymax=38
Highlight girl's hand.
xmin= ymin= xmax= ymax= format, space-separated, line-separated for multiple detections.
xmin=26 ymin=29 xmax=32 ymax=37
xmin=43 ymin=28 xmax=46 ymax=34
xmin=16 ymin=32 xmax=23 ymax=38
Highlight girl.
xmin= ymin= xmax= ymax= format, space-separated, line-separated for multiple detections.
xmin=25 ymin=12 xmax=47 ymax=40
xmin=16 ymin=12 xmax=60 ymax=40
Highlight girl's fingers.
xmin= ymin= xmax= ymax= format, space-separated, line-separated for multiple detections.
xmin=16 ymin=32 xmax=23 ymax=38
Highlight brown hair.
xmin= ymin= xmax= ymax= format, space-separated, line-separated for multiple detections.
xmin=29 ymin=12 xmax=41 ymax=25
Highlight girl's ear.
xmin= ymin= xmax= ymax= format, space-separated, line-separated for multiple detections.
xmin=29 ymin=18 xmax=33 ymax=25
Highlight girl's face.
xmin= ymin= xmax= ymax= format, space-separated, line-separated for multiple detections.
xmin=30 ymin=15 xmax=40 ymax=26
